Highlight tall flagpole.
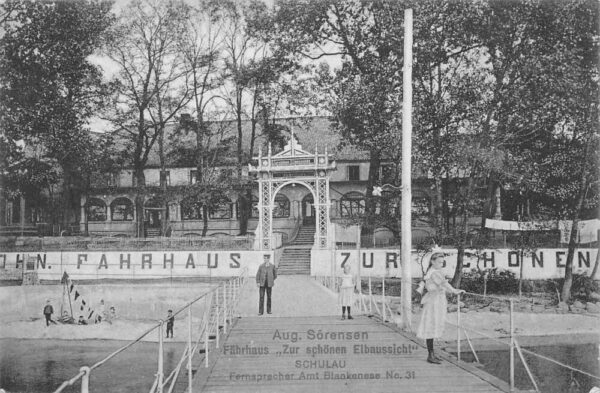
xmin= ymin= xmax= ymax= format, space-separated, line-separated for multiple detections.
xmin=401 ymin=8 xmax=413 ymax=330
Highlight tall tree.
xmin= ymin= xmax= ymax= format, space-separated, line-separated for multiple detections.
xmin=0 ymin=0 xmax=114 ymax=231
xmin=105 ymin=0 xmax=190 ymax=237
xmin=221 ymin=0 xmax=298 ymax=234
xmin=520 ymin=0 xmax=599 ymax=302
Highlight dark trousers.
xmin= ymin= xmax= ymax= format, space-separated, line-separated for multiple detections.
xmin=166 ymin=323 xmax=173 ymax=337
xmin=44 ymin=314 xmax=56 ymax=326
xmin=259 ymin=286 xmax=272 ymax=314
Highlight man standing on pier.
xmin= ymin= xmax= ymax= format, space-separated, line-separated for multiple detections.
xmin=256 ymin=254 xmax=277 ymax=315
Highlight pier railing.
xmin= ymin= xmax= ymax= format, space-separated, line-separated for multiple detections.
xmin=314 ymin=274 xmax=600 ymax=392
xmin=314 ymin=275 xmax=395 ymax=322
xmin=53 ymin=268 xmax=248 ymax=393
xmin=0 ymin=235 xmax=254 ymax=252
xmin=449 ymin=290 xmax=600 ymax=392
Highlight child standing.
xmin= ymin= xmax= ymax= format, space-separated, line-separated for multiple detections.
xmin=416 ymin=252 xmax=464 ymax=364
xmin=96 ymin=299 xmax=106 ymax=323
xmin=166 ymin=310 xmax=174 ymax=338
xmin=43 ymin=300 xmax=57 ymax=326
xmin=339 ymin=265 xmax=356 ymax=320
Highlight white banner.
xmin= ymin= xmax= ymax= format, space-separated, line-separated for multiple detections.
xmin=311 ymin=248 xmax=598 ymax=280
xmin=485 ymin=218 xmax=600 ymax=244
xmin=0 ymin=251 xmax=269 ymax=280
xmin=1 ymin=248 xmax=597 ymax=281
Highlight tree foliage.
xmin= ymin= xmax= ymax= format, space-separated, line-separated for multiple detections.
xmin=0 ymin=0 xmax=114 ymax=229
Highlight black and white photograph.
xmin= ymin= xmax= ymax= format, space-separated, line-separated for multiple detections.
xmin=0 ymin=0 xmax=598 ymax=392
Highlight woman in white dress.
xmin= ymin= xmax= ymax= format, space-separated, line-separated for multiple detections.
xmin=416 ymin=252 xmax=464 ymax=364
xmin=339 ymin=265 xmax=356 ymax=320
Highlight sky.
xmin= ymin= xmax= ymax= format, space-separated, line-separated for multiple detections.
xmin=88 ymin=0 xmax=343 ymax=133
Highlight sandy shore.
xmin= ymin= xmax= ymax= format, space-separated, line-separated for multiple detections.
xmin=1 ymin=280 xmax=598 ymax=344
xmin=0 ymin=282 xmax=218 ymax=342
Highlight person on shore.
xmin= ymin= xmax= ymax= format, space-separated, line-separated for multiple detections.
xmin=105 ymin=306 xmax=117 ymax=324
xmin=416 ymin=252 xmax=464 ymax=364
xmin=43 ymin=300 xmax=57 ymax=326
xmin=256 ymin=254 xmax=277 ymax=315
xmin=96 ymin=299 xmax=106 ymax=323
xmin=78 ymin=315 xmax=88 ymax=325
xmin=166 ymin=310 xmax=174 ymax=338
xmin=339 ymin=264 xmax=356 ymax=320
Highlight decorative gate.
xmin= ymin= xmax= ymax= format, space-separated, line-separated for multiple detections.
xmin=249 ymin=136 xmax=336 ymax=250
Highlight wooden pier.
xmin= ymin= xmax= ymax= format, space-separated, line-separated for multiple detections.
xmin=192 ymin=314 xmax=514 ymax=393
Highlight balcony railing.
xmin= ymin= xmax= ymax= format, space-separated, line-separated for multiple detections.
xmin=0 ymin=235 xmax=254 ymax=252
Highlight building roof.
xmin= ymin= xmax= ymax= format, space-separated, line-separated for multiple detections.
xmin=109 ymin=116 xmax=369 ymax=169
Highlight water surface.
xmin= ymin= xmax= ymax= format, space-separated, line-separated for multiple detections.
xmin=0 ymin=339 xmax=187 ymax=393
xmin=456 ymin=341 xmax=599 ymax=393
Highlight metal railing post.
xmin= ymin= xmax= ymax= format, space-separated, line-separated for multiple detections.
xmin=509 ymin=299 xmax=515 ymax=392
xmin=157 ymin=320 xmax=164 ymax=393
xmin=80 ymin=366 xmax=90 ymax=393
xmin=382 ymin=277 xmax=386 ymax=321
xmin=229 ymin=279 xmax=232 ymax=316
xmin=368 ymin=276 xmax=372 ymax=313
xmin=457 ymin=293 xmax=461 ymax=362
xmin=215 ymin=305 xmax=220 ymax=349
xmin=187 ymin=306 xmax=193 ymax=393
xmin=204 ymin=318 xmax=209 ymax=368
xmin=222 ymin=282 xmax=227 ymax=334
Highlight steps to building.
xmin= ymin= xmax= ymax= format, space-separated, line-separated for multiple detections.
xmin=277 ymin=225 xmax=314 ymax=275
xmin=292 ymin=225 xmax=315 ymax=245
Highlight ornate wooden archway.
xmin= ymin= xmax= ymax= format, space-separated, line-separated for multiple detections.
xmin=248 ymin=136 xmax=336 ymax=250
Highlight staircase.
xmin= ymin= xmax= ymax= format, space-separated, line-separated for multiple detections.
xmin=277 ymin=247 xmax=311 ymax=275
xmin=292 ymin=225 xmax=315 ymax=245
xmin=277 ymin=225 xmax=315 ymax=275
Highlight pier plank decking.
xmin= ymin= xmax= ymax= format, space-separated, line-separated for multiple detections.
xmin=191 ymin=315 xmax=512 ymax=393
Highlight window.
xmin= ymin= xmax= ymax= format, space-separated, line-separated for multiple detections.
xmin=412 ymin=194 xmax=431 ymax=218
xmin=251 ymin=196 xmax=259 ymax=218
xmin=376 ymin=190 xmax=398 ymax=216
xmin=340 ymin=192 xmax=365 ymax=217
xmin=31 ymin=207 xmax=49 ymax=224
xmin=87 ymin=198 xmax=107 ymax=222
xmin=348 ymin=165 xmax=360 ymax=181
xmin=181 ymin=197 xmax=203 ymax=220
xmin=273 ymin=194 xmax=290 ymax=218
xmin=160 ymin=171 xmax=170 ymax=187
xmin=110 ymin=197 xmax=134 ymax=221
xmin=107 ymin=173 xmax=119 ymax=187
xmin=209 ymin=197 xmax=233 ymax=219
xmin=190 ymin=170 xmax=197 ymax=184
xmin=379 ymin=164 xmax=395 ymax=183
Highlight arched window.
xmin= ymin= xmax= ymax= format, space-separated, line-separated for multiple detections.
xmin=110 ymin=197 xmax=134 ymax=221
xmin=273 ymin=194 xmax=290 ymax=218
xmin=181 ymin=196 xmax=203 ymax=220
xmin=375 ymin=190 xmax=398 ymax=216
xmin=87 ymin=198 xmax=107 ymax=222
xmin=250 ymin=195 xmax=259 ymax=218
xmin=209 ymin=197 xmax=233 ymax=219
xmin=340 ymin=192 xmax=365 ymax=217
xmin=144 ymin=196 xmax=164 ymax=209
xmin=412 ymin=193 xmax=431 ymax=218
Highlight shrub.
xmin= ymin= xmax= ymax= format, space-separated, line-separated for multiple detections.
xmin=570 ymin=274 xmax=599 ymax=302
xmin=546 ymin=274 xmax=599 ymax=302
xmin=460 ymin=268 xmax=519 ymax=295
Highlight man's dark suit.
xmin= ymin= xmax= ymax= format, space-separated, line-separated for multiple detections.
xmin=256 ymin=259 xmax=277 ymax=314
